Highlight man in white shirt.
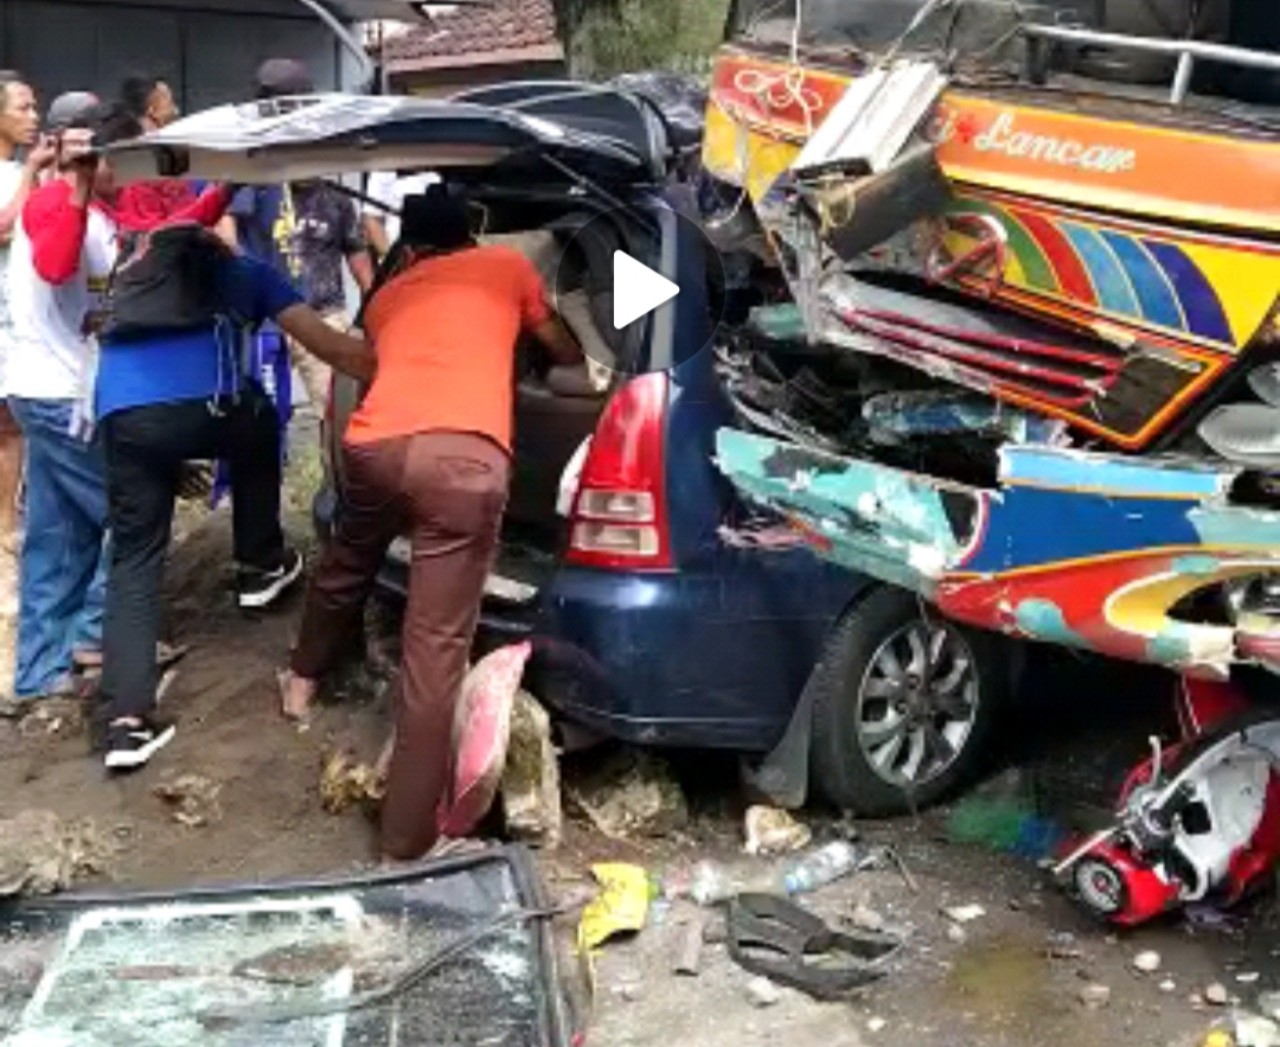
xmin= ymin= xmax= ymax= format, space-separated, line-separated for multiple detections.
xmin=5 ymin=98 xmax=132 ymax=704
xmin=0 ymin=71 xmax=55 ymax=550
xmin=362 ymin=170 xmax=440 ymax=261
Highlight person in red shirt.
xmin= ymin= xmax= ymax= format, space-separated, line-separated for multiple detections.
xmin=283 ymin=187 xmax=581 ymax=861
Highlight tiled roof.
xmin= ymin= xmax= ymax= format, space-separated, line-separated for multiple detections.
xmin=384 ymin=0 xmax=564 ymax=71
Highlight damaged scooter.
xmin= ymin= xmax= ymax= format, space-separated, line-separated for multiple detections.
xmin=703 ymin=0 xmax=1280 ymax=924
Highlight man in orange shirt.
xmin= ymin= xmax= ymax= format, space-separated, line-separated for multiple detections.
xmin=283 ymin=187 xmax=581 ymax=861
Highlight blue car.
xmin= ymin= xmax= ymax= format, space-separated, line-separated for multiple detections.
xmin=289 ymin=83 xmax=1016 ymax=816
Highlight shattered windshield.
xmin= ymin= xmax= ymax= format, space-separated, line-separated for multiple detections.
xmin=0 ymin=853 xmax=565 ymax=1047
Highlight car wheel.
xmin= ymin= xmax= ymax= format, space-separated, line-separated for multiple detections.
xmin=810 ymin=585 xmax=1010 ymax=816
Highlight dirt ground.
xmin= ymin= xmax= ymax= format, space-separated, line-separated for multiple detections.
xmin=0 ymin=435 xmax=1275 ymax=1047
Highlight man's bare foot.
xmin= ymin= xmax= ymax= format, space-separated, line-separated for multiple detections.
xmin=277 ymin=669 xmax=317 ymax=722
xmin=374 ymin=730 xmax=396 ymax=783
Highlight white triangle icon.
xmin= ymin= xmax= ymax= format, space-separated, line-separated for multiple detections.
xmin=613 ymin=250 xmax=680 ymax=330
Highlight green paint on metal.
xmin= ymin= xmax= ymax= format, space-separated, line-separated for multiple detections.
xmin=715 ymin=428 xmax=974 ymax=595
xmin=1188 ymin=506 xmax=1280 ymax=550
xmin=1146 ymin=631 xmax=1194 ymax=666
xmin=1012 ymin=598 xmax=1086 ymax=646
xmin=746 ymin=303 xmax=807 ymax=342
xmin=1171 ymin=554 xmax=1221 ymax=576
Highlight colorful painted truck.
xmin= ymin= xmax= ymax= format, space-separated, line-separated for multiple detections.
xmin=707 ymin=0 xmax=1280 ymax=685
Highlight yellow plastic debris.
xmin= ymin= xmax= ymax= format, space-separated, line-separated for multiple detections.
xmin=1201 ymin=1030 xmax=1235 ymax=1047
xmin=577 ymin=863 xmax=651 ymax=953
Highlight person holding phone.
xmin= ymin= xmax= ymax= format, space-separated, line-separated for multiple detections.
xmin=4 ymin=97 xmax=128 ymax=706
xmin=0 ymin=71 xmax=55 ymax=553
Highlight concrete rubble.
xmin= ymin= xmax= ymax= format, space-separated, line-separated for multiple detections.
xmin=500 ymin=688 xmax=563 ymax=849
xmin=0 ymin=809 xmax=113 ymax=897
xmin=317 ymin=749 xmax=384 ymax=816
xmin=153 ymin=773 xmax=223 ymax=828
xmin=567 ymin=749 xmax=689 ymax=840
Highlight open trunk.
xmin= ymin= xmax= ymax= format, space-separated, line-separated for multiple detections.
xmin=110 ymin=87 xmax=679 ymax=619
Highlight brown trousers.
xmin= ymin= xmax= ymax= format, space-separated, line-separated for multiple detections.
xmin=292 ymin=430 xmax=509 ymax=860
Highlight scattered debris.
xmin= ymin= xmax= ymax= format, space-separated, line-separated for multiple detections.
xmin=1187 ymin=906 xmax=1242 ymax=933
xmin=867 ymin=1017 xmax=888 ymax=1034
xmin=849 ymin=904 xmax=887 ymax=934
xmin=578 ymin=863 xmax=651 ymax=952
xmin=1201 ymin=1031 xmax=1236 ymax=1047
xmin=941 ymin=904 xmax=986 ymax=925
xmin=743 ymin=805 xmax=812 ymax=856
xmin=1132 ymin=950 xmax=1162 ymax=974
xmin=500 ymin=688 xmax=562 ymax=849
xmin=231 ymin=942 xmax=353 ymax=986
xmin=152 ymin=773 xmax=223 ymax=828
xmin=673 ymin=915 xmax=705 ymax=976
xmin=1259 ymin=992 xmax=1280 ymax=1022
xmin=317 ymin=749 xmax=384 ymax=815
xmin=703 ymin=912 xmax=728 ymax=945
xmin=745 ymin=975 xmax=782 ymax=1008
xmin=727 ymin=893 xmax=899 ymax=999
xmin=1238 ymin=972 xmax=1262 ymax=985
xmin=1046 ymin=932 xmax=1082 ymax=960
xmin=613 ymin=978 xmax=645 ymax=1003
xmin=0 ymin=810 xmax=113 ymax=897
xmin=567 ymin=750 xmax=689 ymax=840
xmin=17 ymin=697 xmax=85 ymax=739
xmin=783 ymin=840 xmax=862 ymax=895
xmin=882 ymin=845 xmax=919 ymax=893
xmin=947 ymin=923 xmax=967 ymax=944
xmin=1160 ymin=978 xmax=1177 ymax=993
xmin=1236 ymin=1013 xmax=1280 ymax=1047
xmin=1206 ymin=983 xmax=1231 ymax=1006
xmin=1079 ymin=983 xmax=1112 ymax=1009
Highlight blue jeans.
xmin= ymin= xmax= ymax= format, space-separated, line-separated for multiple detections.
xmin=8 ymin=398 xmax=109 ymax=698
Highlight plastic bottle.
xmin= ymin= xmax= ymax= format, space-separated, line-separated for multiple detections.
xmin=686 ymin=840 xmax=861 ymax=905
xmin=781 ymin=840 xmax=860 ymax=895
xmin=687 ymin=861 xmax=772 ymax=906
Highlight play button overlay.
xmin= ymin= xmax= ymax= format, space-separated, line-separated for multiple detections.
xmin=552 ymin=207 xmax=726 ymax=376
xmin=613 ymin=250 xmax=680 ymax=329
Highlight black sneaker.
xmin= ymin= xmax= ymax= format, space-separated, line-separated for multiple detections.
xmin=104 ymin=717 xmax=176 ymax=772
xmin=238 ymin=549 xmax=304 ymax=610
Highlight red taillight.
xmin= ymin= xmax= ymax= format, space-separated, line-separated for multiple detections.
xmin=566 ymin=371 xmax=673 ymax=570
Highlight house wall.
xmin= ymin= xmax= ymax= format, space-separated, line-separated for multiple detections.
xmin=0 ymin=0 xmax=351 ymax=114
xmin=390 ymin=59 xmax=566 ymax=98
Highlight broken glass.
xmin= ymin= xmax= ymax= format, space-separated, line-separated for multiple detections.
xmin=0 ymin=847 xmax=567 ymax=1047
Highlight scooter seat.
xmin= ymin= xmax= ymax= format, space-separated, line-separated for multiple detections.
xmin=1198 ymin=403 xmax=1280 ymax=467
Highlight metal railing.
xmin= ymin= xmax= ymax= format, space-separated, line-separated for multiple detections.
xmin=1023 ymin=23 xmax=1280 ymax=106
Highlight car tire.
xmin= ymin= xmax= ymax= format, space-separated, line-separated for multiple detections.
xmin=809 ymin=585 xmax=1011 ymax=816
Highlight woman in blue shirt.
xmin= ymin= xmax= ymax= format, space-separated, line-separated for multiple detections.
xmin=96 ymin=242 xmax=372 ymax=771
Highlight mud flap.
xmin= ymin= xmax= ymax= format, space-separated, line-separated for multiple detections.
xmin=741 ymin=671 xmax=819 ymax=809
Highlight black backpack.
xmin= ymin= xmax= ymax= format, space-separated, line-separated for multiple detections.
xmin=103 ymin=223 xmax=232 ymax=340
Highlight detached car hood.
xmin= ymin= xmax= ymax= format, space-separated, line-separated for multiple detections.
xmin=108 ymin=93 xmax=651 ymax=186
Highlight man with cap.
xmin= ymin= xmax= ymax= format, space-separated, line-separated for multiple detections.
xmin=4 ymin=95 xmax=127 ymax=705
xmin=226 ymin=58 xmax=373 ymax=411
xmin=0 ymin=72 xmax=56 ymax=554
